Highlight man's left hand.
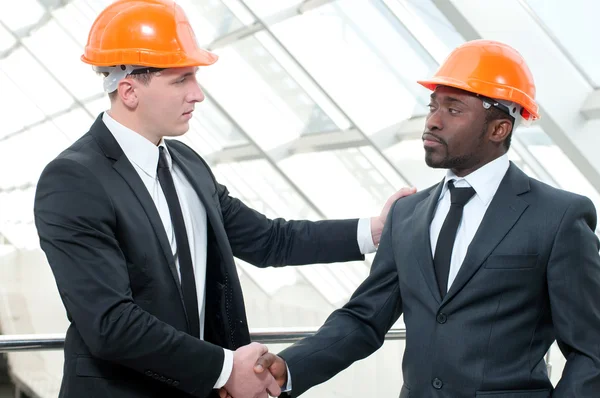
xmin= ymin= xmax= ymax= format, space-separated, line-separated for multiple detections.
xmin=371 ymin=187 xmax=417 ymax=246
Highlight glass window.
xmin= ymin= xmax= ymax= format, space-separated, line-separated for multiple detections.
xmin=525 ymin=0 xmax=600 ymax=87
xmin=270 ymin=0 xmax=436 ymax=134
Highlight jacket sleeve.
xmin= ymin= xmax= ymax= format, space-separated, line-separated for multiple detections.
xmin=217 ymin=182 xmax=364 ymax=267
xmin=278 ymin=200 xmax=403 ymax=396
xmin=34 ymin=158 xmax=224 ymax=398
xmin=548 ymin=195 xmax=600 ymax=397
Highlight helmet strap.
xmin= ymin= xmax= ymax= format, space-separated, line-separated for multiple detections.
xmin=93 ymin=65 xmax=165 ymax=93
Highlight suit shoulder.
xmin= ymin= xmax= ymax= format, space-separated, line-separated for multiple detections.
xmin=528 ymin=178 xmax=594 ymax=208
xmin=49 ymin=131 xmax=105 ymax=169
xmin=167 ymin=139 xmax=216 ymax=177
xmin=39 ymin=132 xmax=108 ymax=186
xmin=391 ymin=183 xmax=439 ymax=215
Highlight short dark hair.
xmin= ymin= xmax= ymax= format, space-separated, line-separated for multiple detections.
xmin=485 ymin=106 xmax=514 ymax=150
xmin=101 ymin=71 xmax=157 ymax=101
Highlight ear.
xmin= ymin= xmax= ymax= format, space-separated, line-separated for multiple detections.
xmin=115 ymin=78 xmax=138 ymax=109
xmin=488 ymin=118 xmax=512 ymax=145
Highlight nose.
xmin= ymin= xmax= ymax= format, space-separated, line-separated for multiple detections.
xmin=425 ymin=108 xmax=443 ymax=132
xmin=189 ymin=82 xmax=205 ymax=103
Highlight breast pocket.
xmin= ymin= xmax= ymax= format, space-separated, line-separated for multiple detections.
xmin=484 ymin=254 xmax=538 ymax=270
xmin=475 ymin=388 xmax=551 ymax=397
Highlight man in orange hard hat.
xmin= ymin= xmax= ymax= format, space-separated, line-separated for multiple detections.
xmin=255 ymin=40 xmax=600 ymax=397
xmin=32 ymin=1 xmax=415 ymax=398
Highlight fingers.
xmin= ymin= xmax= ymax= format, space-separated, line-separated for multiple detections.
xmin=249 ymin=342 xmax=269 ymax=357
xmin=266 ymin=375 xmax=281 ymax=397
xmin=394 ymin=187 xmax=416 ymax=199
xmin=254 ymin=352 xmax=276 ymax=373
xmin=217 ymin=388 xmax=230 ymax=398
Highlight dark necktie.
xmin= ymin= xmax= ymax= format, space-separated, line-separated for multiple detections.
xmin=433 ymin=180 xmax=476 ymax=298
xmin=157 ymin=146 xmax=200 ymax=338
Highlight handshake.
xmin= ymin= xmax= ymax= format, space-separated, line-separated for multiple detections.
xmin=218 ymin=342 xmax=288 ymax=398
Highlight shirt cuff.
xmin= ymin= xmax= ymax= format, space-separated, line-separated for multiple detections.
xmin=282 ymin=366 xmax=293 ymax=392
xmin=213 ymin=348 xmax=234 ymax=389
xmin=357 ymin=217 xmax=377 ymax=254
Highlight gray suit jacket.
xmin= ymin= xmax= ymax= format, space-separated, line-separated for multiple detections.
xmin=280 ymin=163 xmax=600 ymax=398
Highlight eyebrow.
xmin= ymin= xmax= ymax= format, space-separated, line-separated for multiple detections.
xmin=171 ymin=68 xmax=198 ymax=82
xmin=430 ymin=93 xmax=468 ymax=106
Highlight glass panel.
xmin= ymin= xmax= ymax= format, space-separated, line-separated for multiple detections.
xmin=23 ymin=19 xmax=102 ymax=100
xmin=0 ymin=122 xmax=69 ymax=189
xmin=51 ymin=107 xmax=95 ymax=141
xmin=0 ymin=69 xmax=45 ymax=138
xmin=0 ymin=0 xmax=45 ymax=32
xmin=0 ymin=188 xmax=37 ymax=249
xmin=384 ymin=138 xmax=445 ymax=189
xmin=84 ymin=95 xmax=110 ymax=116
xmin=0 ymin=47 xmax=74 ymax=116
xmin=279 ymin=149 xmax=400 ymax=219
xmin=180 ymin=0 xmax=252 ymax=46
xmin=525 ymin=0 xmax=600 ymax=86
xmin=241 ymin=0 xmax=301 ymax=18
xmin=271 ymin=0 xmax=435 ymax=135
xmin=201 ymin=35 xmax=340 ymax=151
xmin=522 ymin=126 xmax=600 ymax=220
xmin=183 ymin=99 xmax=250 ymax=157
xmin=51 ymin=0 xmax=99 ymax=48
xmin=0 ymin=22 xmax=16 ymax=53
xmin=213 ymin=160 xmax=320 ymax=219
xmin=387 ymin=0 xmax=464 ymax=63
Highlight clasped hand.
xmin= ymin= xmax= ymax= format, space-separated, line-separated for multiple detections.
xmin=218 ymin=343 xmax=287 ymax=398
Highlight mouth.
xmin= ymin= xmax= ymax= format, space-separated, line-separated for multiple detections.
xmin=422 ymin=133 xmax=443 ymax=147
xmin=182 ymin=110 xmax=194 ymax=119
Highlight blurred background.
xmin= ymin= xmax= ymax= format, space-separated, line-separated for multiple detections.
xmin=1 ymin=0 xmax=599 ymax=396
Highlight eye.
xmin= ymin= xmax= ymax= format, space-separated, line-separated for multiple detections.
xmin=449 ymin=108 xmax=460 ymax=115
xmin=427 ymin=103 xmax=436 ymax=112
xmin=175 ymin=77 xmax=186 ymax=84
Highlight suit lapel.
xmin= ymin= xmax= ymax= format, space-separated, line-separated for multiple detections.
xmin=90 ymin=116 xmax=183 ymax=298
xmin=165 ymin=141 xmax=223 ymax=241
xmin=412 ymin=181 xmax=445 ymax=304
xmin=442 ymin=164 xmax=530 ymax=305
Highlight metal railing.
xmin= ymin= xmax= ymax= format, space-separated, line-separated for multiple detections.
xmin=0 ymin=327 xmax=552 ymax=379
xmin=0 ymin=327 xmax=407 ymax=352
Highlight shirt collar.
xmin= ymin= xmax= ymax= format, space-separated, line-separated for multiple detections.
xmin=102 ymin=112 xmax=171 ymax=178
xmin=439 ymin=154 xmax=510 ymax=206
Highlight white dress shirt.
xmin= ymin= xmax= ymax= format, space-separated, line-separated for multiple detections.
xmin=102 ymin=112 xmax=376 ymax=390
xmin=430 ymin=154 xmax=510 ymax=292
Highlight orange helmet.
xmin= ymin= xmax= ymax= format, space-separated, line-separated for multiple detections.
xmin=82 ymin=0 xmax=217 ymax=92
xmin=82 ymin=0 xmax=216 ymax=68
xmin=418 ymin=40 xmax=540 ymax=124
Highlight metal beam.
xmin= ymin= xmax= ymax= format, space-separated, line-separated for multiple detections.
xmin=581 ymin=89 xmax=600 ymax=120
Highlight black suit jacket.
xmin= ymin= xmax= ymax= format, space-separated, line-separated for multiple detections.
xmin=33 ymin=114 xmax=364 ymax=398
xmin=280 ymin=163 xmax=600 ymax=398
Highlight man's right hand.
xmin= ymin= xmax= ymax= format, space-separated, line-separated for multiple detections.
xmin=254 ymin=353 xmax=288 ymax=388
xmin=222 ymin=342 xmax=280 ymax=398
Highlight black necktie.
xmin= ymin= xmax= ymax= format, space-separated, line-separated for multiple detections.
xmin=434 ymin=180 xmax=476 ymax=298
xmin=157 ymin=146 xmax=200 ymax=338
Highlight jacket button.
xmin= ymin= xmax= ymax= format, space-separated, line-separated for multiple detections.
xmin=173 ymin=380 xmax=180 ymax=387
xmin=160 ymin=376 xmax=166 ymax=382
xmin=436 ymin=313 xmax=447 ymax=324
xmin=167 ymin=379 xmax=173 ymax=384
xmin=145 ymin=370 xmax=152 ymax=376
xmin=432 ymin=378 xmax=443 ymax=389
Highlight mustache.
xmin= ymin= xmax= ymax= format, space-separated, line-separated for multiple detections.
xmin=422 ymin=132 xmax=446 ymax=145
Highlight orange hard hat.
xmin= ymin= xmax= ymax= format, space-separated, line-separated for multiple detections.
xmin=81 ymin=0 xmax=217 ymax=68
xmin=418 ymin=40 xmax=539 ymax=123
